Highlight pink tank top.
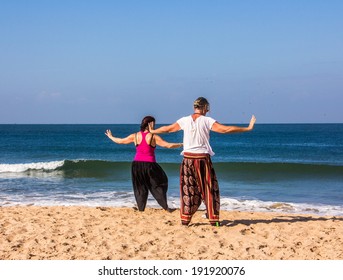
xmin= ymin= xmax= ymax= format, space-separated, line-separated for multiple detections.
xmin=133 ymin=131 xmax=156 ymax=162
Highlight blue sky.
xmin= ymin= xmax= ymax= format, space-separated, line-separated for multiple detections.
xmin=1 ymin=0 xmax=342 ymax=124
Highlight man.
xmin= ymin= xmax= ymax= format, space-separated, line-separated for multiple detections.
xmin=149 ymin=97 xmax=256 ymax=226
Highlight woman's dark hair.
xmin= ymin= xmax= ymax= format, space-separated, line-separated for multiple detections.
xmin=140 ymin=116 xmax=155 ymax=131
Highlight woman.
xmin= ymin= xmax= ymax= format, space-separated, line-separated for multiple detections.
xmin=105 ymin=116 xmax=182 ymax=212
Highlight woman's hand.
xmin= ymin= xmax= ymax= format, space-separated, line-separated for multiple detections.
xmin=105 ymin=129 xmax=113 ymax=138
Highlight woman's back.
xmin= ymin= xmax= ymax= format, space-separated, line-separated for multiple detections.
xmin=133 ymin=131 xmax=156 ymax=162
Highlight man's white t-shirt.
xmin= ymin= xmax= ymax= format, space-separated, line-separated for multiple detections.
xmin=177 ymin=115 xmax=216 ymax=156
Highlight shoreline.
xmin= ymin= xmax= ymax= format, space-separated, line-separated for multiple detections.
xmin=1 ymin=206 xmax=342 ymax=260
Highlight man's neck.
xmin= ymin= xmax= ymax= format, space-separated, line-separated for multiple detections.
xmin=193 ymin=110 xmax=206 ymax=115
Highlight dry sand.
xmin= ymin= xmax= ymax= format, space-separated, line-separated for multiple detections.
xmin=1 ymin=206 xmax=342 ymax=260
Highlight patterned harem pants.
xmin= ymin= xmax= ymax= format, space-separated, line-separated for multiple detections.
xmin=180 ymin=153 xmax=220 ymax=225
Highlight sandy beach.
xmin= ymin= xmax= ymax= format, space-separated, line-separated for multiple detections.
xmin=0 ymin=206 xmax=342 ymax=260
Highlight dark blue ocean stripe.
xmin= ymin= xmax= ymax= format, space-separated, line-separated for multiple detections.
xmin=2 ymin=159 xmax=342 ymax=182
xmin=54 ymin=160 xmax=343 ymax=180
xmin=214 ymin=162 xmax=343 ymax=181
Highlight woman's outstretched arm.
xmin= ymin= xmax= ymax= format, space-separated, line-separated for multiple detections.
xmin=105 ymin=129 xmax=135 ymax=144
xmin=154 ymin=134 xmax=183 ymax=149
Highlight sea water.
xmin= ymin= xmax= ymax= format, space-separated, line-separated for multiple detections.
xmin=0 ymin=123 xmax=342 ymax=216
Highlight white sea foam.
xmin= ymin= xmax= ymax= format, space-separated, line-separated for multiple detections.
xmin=219 ymin=197 xmax=343 ymax=216
xmin=0 ymin=179 xmax=342 ymax=216
xmin=0 ymin=160 xmax=65 ymax=173
xmin=1 ymin=193 xmax=341 ymax=217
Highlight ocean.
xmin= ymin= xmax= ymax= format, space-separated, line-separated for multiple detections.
xmin=0 ymin=123 xmax=342 ymax=216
